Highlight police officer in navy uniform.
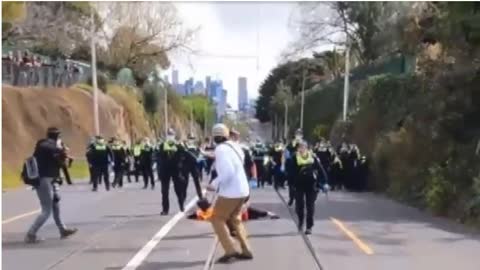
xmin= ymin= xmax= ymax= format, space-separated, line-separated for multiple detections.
xmin=251 ymin=141 xmax=268 ymax=188
xmin=90 ymin=136 xmax=111 ymax=192
xmin=285 ymin=129 xmax=304 ymax=206
xmin=141 ymin=138 xmax=155 ymax=189
xmin=157 ymin=129 xmax=187 ymax=214
xmin=289 ymin=140 xmax=328 ymax=235
xmin=132 ymin=140 xmax=143 ymax=183
xmin=111 ymin=138 xmax=127 ymax=188
xmin=182 ymin=133 xmax=203 ymax=199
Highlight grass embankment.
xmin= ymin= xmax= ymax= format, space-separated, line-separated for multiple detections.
xmin=2 ymin=160 xmax=90 ymax=190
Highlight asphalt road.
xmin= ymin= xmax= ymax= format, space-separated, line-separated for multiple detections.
xmin=3 ymin=179 xmax=480 ymax=270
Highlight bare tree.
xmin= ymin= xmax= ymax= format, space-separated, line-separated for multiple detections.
xmin=96 ymin=2 xmax=197 ymax=79
xmin=4 ymin=2 xmax=93 ymax=56
xmin=286 ymin=2 xmax=413 ymax=64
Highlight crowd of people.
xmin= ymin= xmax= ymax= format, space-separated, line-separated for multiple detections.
xmin=2 ymin=50 xmax=83 ymax=87
xmin=22 ymin=124 xmax=369 ymax=265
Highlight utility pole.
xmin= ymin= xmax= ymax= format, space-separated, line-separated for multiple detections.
xmin=90 ymin=6 xmax=99 ymax=135
xmin=343 ymin=44 xmax=350 ymax=122
xmin=284 ymin=101 xmax=288 ymax=140
xmin=164 ymin=88 xmax=168 ymax=135
xmin=300 ymin=67 xmax=306 ymax=130
xmin=189 ymin=104 xmax=194 ymax=135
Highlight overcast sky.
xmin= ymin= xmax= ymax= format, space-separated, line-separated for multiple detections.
xmin=165 ymin=2 xmax=297 ymax=109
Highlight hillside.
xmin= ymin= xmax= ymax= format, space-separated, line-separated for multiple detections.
xmin=2 ymin=85 xmax=201 ymax=188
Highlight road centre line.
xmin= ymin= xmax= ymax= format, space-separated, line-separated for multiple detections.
xmin=330 ymin=217 xmax=374 ymax=255
xmin=121 ymin=196 xmax=198 ymax=270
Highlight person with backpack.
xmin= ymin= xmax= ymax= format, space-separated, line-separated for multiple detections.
xmin=24 ymin=127 xmax=77 ymax=244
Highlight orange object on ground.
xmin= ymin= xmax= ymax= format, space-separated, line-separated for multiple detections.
xmin=196 ymin=208 xmax=214 ymax=220
xmin=241 ymin=209 xmax=249 ymax=221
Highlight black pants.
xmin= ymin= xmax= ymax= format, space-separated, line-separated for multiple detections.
xmin=93 ymin=166 xmax=110 ymax=191
xmin=288 ymin=178 xmax=296 ymax=204
xmin=254 ymin=161 xmax=266 ymax=188
xmin=113 ymin=168 xmax=124 ymax=187
xmin=142 ymin=165 xmax=155 ymax=188
xmin=61 ymin=165 xmax=72 ymax=185
xmin=273 ymin=165 xmax=285 ymax=189
xmin=161 ymin=170 xmax=187 ymax=213
xmin=134 ymin=157 xmax=141 ymax=182
xmin=88 ymin=165 xmax=94 ymax=184
xmin=188 ymin=167 xmax=203 ymax=199
xmin=295 ymin=183 xmax=317 ymax=229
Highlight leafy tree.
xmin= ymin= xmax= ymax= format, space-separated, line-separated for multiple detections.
xmin=182 ymin=95 xmax=215 ymax=131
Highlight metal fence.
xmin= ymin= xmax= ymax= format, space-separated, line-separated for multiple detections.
xmin=2 ymin=49 xmax=91 ymax=88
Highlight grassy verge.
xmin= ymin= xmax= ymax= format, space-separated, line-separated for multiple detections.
xmin=2 ymin=160 xmax=90 ymax=190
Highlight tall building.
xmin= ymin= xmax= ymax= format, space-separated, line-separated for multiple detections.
xmin=205 ymin=76 xmax=211 ymax=95
xmin=172 ymin=70 xmax=179 ymax=86
xmin=238 ymin=77 xmax=248 ymax=112
xmin=184 ymin=77 xmax=194 ymax=96
xmin=208 ymin=80 xmax=223 ymax=102
xmin=193 ymin=81 xmax=205 ymax=95
xmin=217 ymin=89 xmax=228 ymax=122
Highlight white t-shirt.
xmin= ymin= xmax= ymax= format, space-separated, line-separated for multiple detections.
xmin=210 ymin=141 xmax=250 ymax=198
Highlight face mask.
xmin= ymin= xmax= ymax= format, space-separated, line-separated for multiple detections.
xmin=295 ymin=135 xmax=302 ymax=141
xmin=166 ymin=135 xmax=175 ymax=142
xmin=98 ymin=139 xmax=105 ymax=145
xmin=213 ymin=136 xmax=225 ymax=144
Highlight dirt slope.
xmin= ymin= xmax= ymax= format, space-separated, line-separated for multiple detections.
xmin=2 ymin=86 xmax=134 ymax=166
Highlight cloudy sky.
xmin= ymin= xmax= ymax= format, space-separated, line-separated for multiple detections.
xmin=165 ymin=2 xmax=298 ymax=109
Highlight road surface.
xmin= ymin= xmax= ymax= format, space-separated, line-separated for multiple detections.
xmin=3 ymin=179 xmax=480 ymax=270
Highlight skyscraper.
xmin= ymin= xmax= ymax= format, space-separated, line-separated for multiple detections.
xmin=205 ymin=76 xmax=212 ymax=96
xmin=184 ymin=77 xmax=194 ymax=96
xmin=172 ymin=70 xmax=179 ymax=86
xmin=238 ymin=77 xmax=248 ymax=112
xmin=193 ymin=81 xmax=205 ymax=95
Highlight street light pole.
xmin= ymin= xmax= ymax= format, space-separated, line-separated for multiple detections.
xmin=300 ymin=68 xmax=306 ymax=130
xmin=90 ymin=6 xmax=99 ymax=135
xmin=284 ymin=101 xmax=288 ymax=139
xmin=164 ymin=88 xmax=168 ymax=135
xmin=343 ymin=45 xmax=350 ymax=122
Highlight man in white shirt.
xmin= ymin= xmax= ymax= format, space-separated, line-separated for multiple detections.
xmin=207 ymin=123 xmax=253 ymax=264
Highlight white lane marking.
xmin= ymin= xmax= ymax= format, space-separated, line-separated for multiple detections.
xmin=203 ymin=237 xmax=219 ymax=270
xmin=121 ymin=197 xmax=198 ymax=270
xmin=2 ymin=209 xmax=40 ymax=224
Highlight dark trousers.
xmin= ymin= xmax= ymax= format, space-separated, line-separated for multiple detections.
xmin=142 ymin=165 xmax=155 ymax=188
xmin=295 ymin=184 xmax=317 ymax=229
xmin=61 ymin=165 xmax=72 ymax=185
xmin=273 ymin=165 xmax=285 ymax=189
xmin=254 ymin=161 xmax=266 ymax=188
xmin=187 ymin=167 xmax=203 ymax=199
xmin=88 ymin=165 xmax=94 ymax=184
xmin=113 ymin=168 xmax=124 ymax=188
xmin=161 ymin=170 xmax=187 ymax=212
xmin=134 ymin=157 xmax=141 ymax=182
xmin=93 ymin=166 xmax=110 ymax=191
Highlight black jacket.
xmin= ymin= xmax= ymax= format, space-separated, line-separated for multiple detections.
xmin=288 ymin=152 xmax=328 ymax=189
xmin=33 ymin=138 xmax=64 ymax=178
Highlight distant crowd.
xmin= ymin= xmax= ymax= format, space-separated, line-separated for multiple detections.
xmin=2 ymin=50 xmax=84 ymax=87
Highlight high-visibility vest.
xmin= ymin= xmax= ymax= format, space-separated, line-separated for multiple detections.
xmin=111 ymin=144 xmax=122 ymax=150
xmin=163 ymin=142 xmax=178 ymax=152
xmin=296 ymin=152 xmax=314 ymax=166
xmin=133 ymin=145 xmax=142 ymax=157
xmin=95 ymin=143 xmax=107 ymax=151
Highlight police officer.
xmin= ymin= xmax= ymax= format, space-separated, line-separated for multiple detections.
xmin=90 ymin=136 xmax=111 ymax=192
xmin=86 ymin=137 xmax=95 ymax=184
xmin=111 ymin=138 xmax=127 ymax=188
xmin=157 ymin=129 xmax=186 ymax=214
xmin=289 ymin=140 xmax=328 ymax=235
xmin=269 ymin=141 xmax=285 ymax=189
xmin=285 ymin=129 xmax=304 ymax=205
xmin=183 ymin=133 xmax=203 ymax=199
xmin=122 ymin=140 xmax=133 ymax=183
xmin=132 ymin=140 xmax=142 ymax=183
xmin=314 ymin=139 xmax=334 ymax=183
xmin=252 ymin=141 xmax=268 ymax=188
xmin=141 ymin=138 xmax=155 ymax=189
